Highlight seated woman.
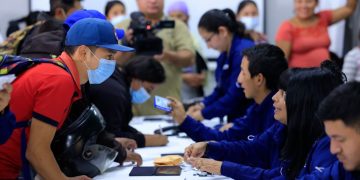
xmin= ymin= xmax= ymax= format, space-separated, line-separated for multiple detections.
xmin=276 ymin=0 xmax=357 ymax=68
xmin=84 ymin=56 xmax=168 ymax=148
xmin=175 ymin=61 xmax=345 ymax=179
xmin=187 ymin=8 xmax=254 ymax=122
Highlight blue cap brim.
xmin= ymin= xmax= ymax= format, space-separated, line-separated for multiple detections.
xmin=97 ymin=44 xmax=134 ymax=52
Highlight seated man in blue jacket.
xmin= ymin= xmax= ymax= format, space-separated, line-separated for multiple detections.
xmin=169 ymin=44 xmax=288 ymax=142
xmin=301 ymin=82 xmax=360 ymax=179
xmin=0 ymin=83 xmax=16 ymax=144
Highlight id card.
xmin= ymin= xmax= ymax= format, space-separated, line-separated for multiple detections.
xmin=154 ymin=96 xmax=172 ymax=112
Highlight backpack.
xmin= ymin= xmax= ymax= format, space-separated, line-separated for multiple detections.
xmin=0 ymin=54 xmax=67 ymax=76
xmin=0 ymin=54 xmax=69 ymax=179
xmin=0 ymin=22 xmax=40 ymax=56
xmin=0 ymin=19 xmax=65 ymax=59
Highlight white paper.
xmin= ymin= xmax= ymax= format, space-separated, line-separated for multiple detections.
xmin=0 ymin=74 xmax=16 ymax=90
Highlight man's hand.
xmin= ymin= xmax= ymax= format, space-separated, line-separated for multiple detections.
xmin=144 ymin=134 xmax=169 ymax=147
xmin=167 ymin=97 xmax=187 ymax=125
xmin=67 ymin=175 xmax=92 ymax=180
xmin=187 ymin=103 xmax=204 ymax=113
xmin=124 ymin=29 xmax=134 ymax=44
xmin=125 ymin=150 xmax=143 ymax=166
xmin=153 ymin=50 xmax=172 ymax=63
xmin=0 ymin=83 xmax=12 ymax=111
xmin=115 ymin=138 xmax=137 ymax=151
xmin=184 ymin=142 xmax=208 ymax=162
xmin=187 ymin=108 xmax=204 ymax=121
xmin=219 ymin=123 xmax=234 ymax=132
xmin=188 ymin=158 xmax=222 ymax=175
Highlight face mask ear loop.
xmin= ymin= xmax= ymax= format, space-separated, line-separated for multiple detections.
xmin=84 ymin=48 xmax=99 ymax=70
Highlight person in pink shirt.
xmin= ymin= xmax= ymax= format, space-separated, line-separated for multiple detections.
xmin=276 ymin=0 xmax=357 ymax=68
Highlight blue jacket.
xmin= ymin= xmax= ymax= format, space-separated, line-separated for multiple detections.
xmin=202 ymin=36 xmax=254 ymax=121
xmin=0 ymin=109 xmax=16 ymax=144
xmin=206 ymin=123 xmax=336 ymax=179
xmin=299 ymin=161 xmax=360 ymax=180
xmin=179 ymin=91 xmax=276 ymax=142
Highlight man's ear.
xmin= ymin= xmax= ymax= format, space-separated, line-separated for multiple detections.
xmin=255 ymin=73 xmax=265 ymax=87
xmin=130 ymin=78 xmax=141 ymax=90
xmin=73 ymin=45 xmax=88 ymax=62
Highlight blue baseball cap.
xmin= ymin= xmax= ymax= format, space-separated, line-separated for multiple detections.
xmin=65 ymin=18 xmax=134 ymax=52
xmin=64 ymin=9 xmax=126 ymax=39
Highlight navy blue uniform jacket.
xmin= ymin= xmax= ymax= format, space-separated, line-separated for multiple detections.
xmin=205 ymin=122 xmax=337 ymax=179
xmin=180 ymin=91 xmax=275 ymax=142
xmin=202 ymin=36 xmax=254 ymax=121
xmin=299 ymin=161 xmax=360 ymax=180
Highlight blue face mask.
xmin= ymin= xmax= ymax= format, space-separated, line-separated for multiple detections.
xmin=130 ymin=87 xmax=151 ymax=104
xmin=86 ymin=51 xmax=116 ymax=84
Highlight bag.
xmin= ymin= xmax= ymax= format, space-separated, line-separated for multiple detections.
xmin=0 ymin=19 xmax=65 ymax=59
xmin=0 ymin=23 xmax=39 ymax=55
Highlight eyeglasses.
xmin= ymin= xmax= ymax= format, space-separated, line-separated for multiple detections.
xmin=204 ymin=33 xmax=216 ymax=43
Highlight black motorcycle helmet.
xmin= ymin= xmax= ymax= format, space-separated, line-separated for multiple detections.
xmin=51 ymin=104 xmax=118 ymax=178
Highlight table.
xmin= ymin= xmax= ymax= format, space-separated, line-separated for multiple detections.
xmin=94 ymin=116 xmax=231 ymax=180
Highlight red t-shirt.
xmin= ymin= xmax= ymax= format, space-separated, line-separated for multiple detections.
xmin=276 ymin=10 xmax=333 ymax=68
xmin=0 ymin=52 xmax=81 ymax=178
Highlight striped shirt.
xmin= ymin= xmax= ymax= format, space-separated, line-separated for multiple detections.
xmin=343 ymin=47 xmax=360 ymax=82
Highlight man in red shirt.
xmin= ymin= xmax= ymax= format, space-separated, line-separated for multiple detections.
xmin=0 ymin=18 xmax=134 ymax=179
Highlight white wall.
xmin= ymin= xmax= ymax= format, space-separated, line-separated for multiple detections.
xmin=0 ymin=0 xmax=29 ymax=39
xmin=25 ymin=0 xmax=351 ymax=57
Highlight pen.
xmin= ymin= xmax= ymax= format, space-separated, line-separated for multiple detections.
xmin=159 ymin=124 xmax=163 ymax=135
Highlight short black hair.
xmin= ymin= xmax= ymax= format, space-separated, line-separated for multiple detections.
xmin=317 ymin=82 xmax=360 ymax=130
xmin=123 ymin=55 xmax=165 ymax=83
xmin=237 ymin=0 xmax=258 ymax=14
xmin=243 ymin=44 xmax=288 ymax=91
xmin=50 ymin=0 xmax=82 ymax=16
xmin=64 ymin=45 xmax=97 ymax=55
xmin=105 ymin=0 xmax=125 ymax=17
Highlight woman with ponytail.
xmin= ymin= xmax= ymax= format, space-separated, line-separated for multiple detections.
xmin=187 ymin=9 xmax=254 ymax=122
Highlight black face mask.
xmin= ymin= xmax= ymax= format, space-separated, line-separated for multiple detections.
xmin=51 ymin=104 xmax=118 ymax=177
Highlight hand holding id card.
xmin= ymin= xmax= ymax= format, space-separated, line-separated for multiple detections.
xmin=154 ymin=96 xmax=172 ymax=112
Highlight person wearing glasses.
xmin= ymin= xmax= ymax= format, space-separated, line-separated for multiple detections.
xmin=187 ymin=9 xmax=254 ymax=123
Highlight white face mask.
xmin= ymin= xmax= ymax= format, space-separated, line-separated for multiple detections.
xmin=110 ymin=15 xmax=127 ymax=26
xmin=240 ymin=16 xmax=259 ymax=31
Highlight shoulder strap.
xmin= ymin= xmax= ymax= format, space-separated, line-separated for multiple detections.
xmin=0 ymin=55 xmax=70 ymax=76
